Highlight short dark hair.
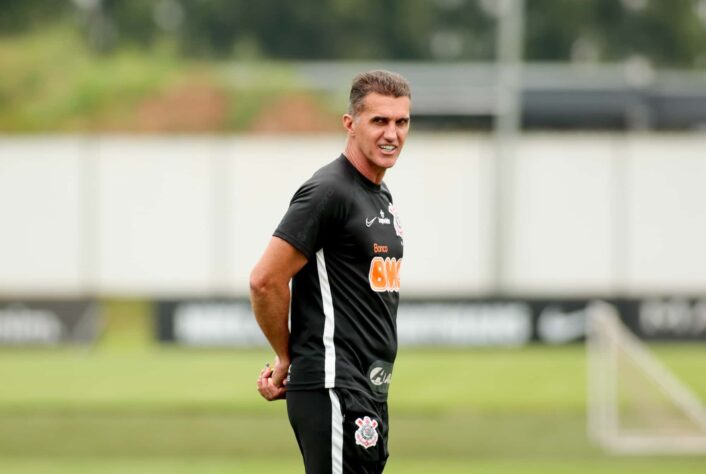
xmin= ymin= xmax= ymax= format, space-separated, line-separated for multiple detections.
xmin=348 ymin=70 xmax=411 ymax=116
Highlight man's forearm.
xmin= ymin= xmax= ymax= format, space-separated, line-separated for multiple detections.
xmin=250 ymin=281 xmax=291 ymax=361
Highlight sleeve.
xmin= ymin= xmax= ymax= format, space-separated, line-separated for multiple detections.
xmin=273 ymin=178 xmax=343 ymax=259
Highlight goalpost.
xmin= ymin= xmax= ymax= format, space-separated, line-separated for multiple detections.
xmin=586 ymin=301 xmax=706 ymax=454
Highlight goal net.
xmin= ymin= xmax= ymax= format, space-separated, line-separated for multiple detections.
xmin=586 ymin=301 xmax=706 ymax=454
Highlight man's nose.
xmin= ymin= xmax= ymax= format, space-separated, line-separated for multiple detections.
xmin=383 ymin=122 xmax=396 ymax=140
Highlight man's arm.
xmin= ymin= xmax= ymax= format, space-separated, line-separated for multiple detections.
xmin=250 ymin=236 xmax=308 ymax=401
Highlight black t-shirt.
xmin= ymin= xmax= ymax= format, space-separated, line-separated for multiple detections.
xmin=273 ymin=155 xmax=404 ymax=402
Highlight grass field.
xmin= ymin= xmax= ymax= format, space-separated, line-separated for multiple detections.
xmin=2 ymin=344 xmax=706 ymax=473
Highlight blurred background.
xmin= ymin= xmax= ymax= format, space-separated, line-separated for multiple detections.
xmin=1 ymin=0 xmax=706 ymax=472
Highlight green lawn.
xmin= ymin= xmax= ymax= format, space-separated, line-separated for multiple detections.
xmin=1 ymin=345 xmax=705 ymax=473
xmin=3 ymin=457 xmax=706 ymax=474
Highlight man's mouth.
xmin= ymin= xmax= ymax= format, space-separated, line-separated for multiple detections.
xmin=378 ymin=144 xmax=397 ymax=153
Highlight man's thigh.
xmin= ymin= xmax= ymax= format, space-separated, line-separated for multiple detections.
xmin=287 ymin=389 xmax=388 ymax=474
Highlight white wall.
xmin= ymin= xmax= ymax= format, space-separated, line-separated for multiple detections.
xmin=0 ymin=138 xmax=84 ymax=295
xmin=0 ymin=132 xmax=704 ymax=297
xmin=507 ymin=135 xmax=616 ymax=295
xmin=96 ymin=137 xmax=217 ymax=294
xmin=626 ymin=135 xmax=706 ymax=293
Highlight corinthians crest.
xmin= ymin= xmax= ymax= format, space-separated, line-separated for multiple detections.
xmin=387 ymin=203 xmax=404 ymax=238
xmin=354 ymin=416 xmax=379 ymax=449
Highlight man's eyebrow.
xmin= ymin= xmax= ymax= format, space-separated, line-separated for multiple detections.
xmin=370 ymin=115 xmax=410 ymax=121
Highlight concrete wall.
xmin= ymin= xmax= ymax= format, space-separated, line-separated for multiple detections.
xmin=1 ymin=133 xmax=705 ymax=297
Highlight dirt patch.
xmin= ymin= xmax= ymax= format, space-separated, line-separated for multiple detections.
xmin=249 ymin=93 xmax=340 ymax=133
xmin=130 ymin=81 xmax=228 ymax=133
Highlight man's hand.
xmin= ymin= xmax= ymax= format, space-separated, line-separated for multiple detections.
xmin=256 ymin=355 xmax=289 ymax=401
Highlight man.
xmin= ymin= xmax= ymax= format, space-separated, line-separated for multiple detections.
xmin=250 ymin=70 xmax=410 ymax=474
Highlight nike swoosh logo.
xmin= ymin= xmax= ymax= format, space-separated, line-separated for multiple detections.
xmin=365 ymin=218 xmax=377 ymax=227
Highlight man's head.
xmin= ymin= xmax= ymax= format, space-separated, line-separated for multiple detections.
xmin=348 ymin=70 xmax=411 ymax=117
xmin=343 ymin=70 xmax=411 ymax=183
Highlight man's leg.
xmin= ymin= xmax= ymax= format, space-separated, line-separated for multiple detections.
xmin=287 ymin=389 xmax=342 ymax=474
xmin=287 ymin=389 xmax=388 ymax=474
xmin=336 ymin=389 xmax=388 ymax=474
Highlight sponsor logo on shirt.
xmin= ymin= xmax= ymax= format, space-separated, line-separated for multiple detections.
xmin=368 ymin=257 xmax=401 ymax=292
xmin=365 ymin=210 xmax=391 ymax=227
xmin=369 ymin=366 xmax=392 ymax=387
xmin=373 ymin=243 xmax=388 ymax=254
xmin=366 ymin=360 xmax=393 ymax=394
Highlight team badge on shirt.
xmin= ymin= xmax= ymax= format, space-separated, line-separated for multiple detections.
xmin=387 ymin=203 xmax=404 ymax=238
xmin=354 ymin=416 xmax=379 ymax=449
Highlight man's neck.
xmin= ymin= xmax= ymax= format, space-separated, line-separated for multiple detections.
xmin=343 ymin=143 xmax=385 ymax=185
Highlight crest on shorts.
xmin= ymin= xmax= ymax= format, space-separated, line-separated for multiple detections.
xmin=354 ymin=416 xmax=379 ymax=449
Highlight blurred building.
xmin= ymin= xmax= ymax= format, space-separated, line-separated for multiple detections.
xmin=295 ymin=62 xmax=706 ymax=130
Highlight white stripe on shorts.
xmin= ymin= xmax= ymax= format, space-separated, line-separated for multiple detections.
xmin=329 ymin=389 xmax=344 ymax=474
xmin=317 ymin=249 xmax=336 ymax=387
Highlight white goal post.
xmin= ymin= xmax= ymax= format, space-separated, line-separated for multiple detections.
xmin=586 ymin=301 xmax=706 ymax=454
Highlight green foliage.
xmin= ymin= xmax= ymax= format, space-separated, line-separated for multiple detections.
xmin=0 ymin=27 xmax=319 ymax=132
xmin=3 ymin=0 xmax=706 ymax=67
xmin=527 ymin=0 xmax=706 ymax=66
xmin=3 ymin=1 xmax=706 ymax=131
xmin=0 ymin=26 xmax=181 ymax=131
xmin=0 ymin=0 xmax=70 ymax=35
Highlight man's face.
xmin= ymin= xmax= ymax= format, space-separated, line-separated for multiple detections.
xmin=345 ymin=92 xmax=411 ymax=172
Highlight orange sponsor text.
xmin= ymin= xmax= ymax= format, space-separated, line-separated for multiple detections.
xmin=373 ymin=243 xmax=388 ymax=254
xmin=368 ymin=257 xmax=402 ymax=292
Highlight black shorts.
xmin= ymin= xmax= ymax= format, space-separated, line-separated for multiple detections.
xmin=286 ymin=388 xmax=389 ymax=474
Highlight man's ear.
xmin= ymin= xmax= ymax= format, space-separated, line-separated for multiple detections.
xmin=342 ymin=114 xmax=355 ymax=134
